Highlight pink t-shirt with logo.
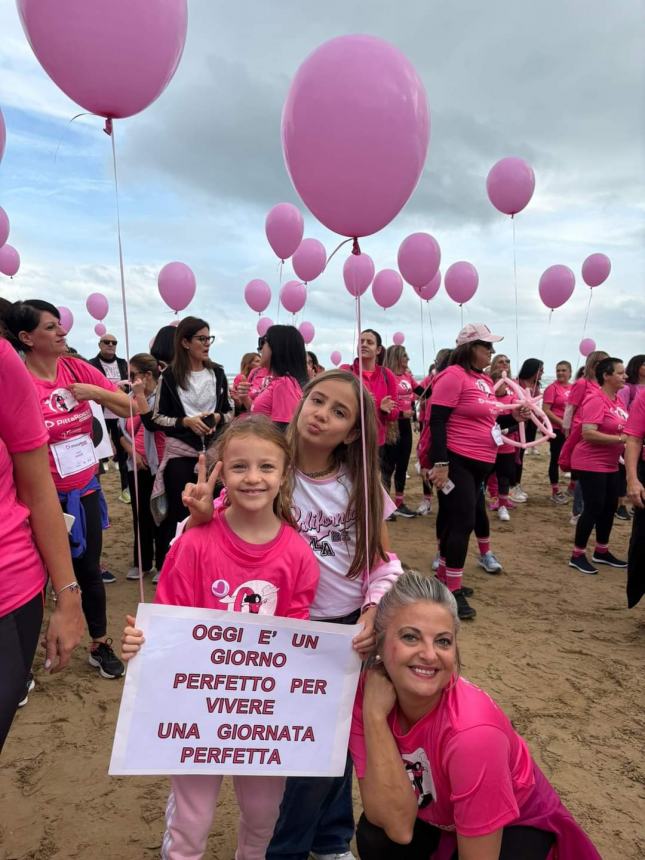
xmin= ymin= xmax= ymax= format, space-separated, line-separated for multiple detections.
xmin=431 ymin=366 xmax=500 ymax=463
xmin=542 ymin=381 xmax=573 ymax=421
xmin=29 ymin=357 xmax=118 ymax=492
xmin=251 ymin=375 xmax=303 ymax=424
xmin=625 ymin=388 xmax=645 ymax=461
xmin=0 ymin=340 xmax=48 ymax=616
xmin=395 ymin=371 xmax=418 ymax=414
xmin=155 ymin=510 xmax=319 ymax=619
xmin=571 ymin=390 xmax=628 ymax=473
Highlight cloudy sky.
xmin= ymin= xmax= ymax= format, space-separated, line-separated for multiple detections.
xmin=0 ymin=0 xmax=643 ymax=377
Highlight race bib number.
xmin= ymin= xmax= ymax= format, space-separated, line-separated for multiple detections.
xmin=51 ymin=433 xmax=98 ymax=478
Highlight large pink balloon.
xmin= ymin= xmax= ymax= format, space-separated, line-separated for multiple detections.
xmin=343 ymin=253 xmax=375 ymax=297
xmin=0 ymin=107 xmax=5 ymax=162
xmin=582 ymin=253 xmax=611 ymax=288
xmin=292 ymin=238 xmax=326 ymax=283
xmin=486 ymin=157 xmax=535 ymax=216
xmin=85 ymin=292 xmax=109 ymax=321
xmin=330 ymin=350 xmax=342 ymax=366
xmin=372 ymin=269 xmax=403 ymax=310
xmin=393 ymin=332 xmax=405 ymax=346
xmin=244 ymin=279 xmax=271 ymax=314
xmin=414 ymin=269 xmax=441 ymax=301
xmin=280 ymin=280 xmax=307 ymax=314
xmin=299 ymin=321 xmax=315 ymax=344
xmin=397 ymin=233 xmax=441 ymax=288
xmin=58 ymin=306 xmax=74 ymax=333
xmin=265 ymin=203 xmax=304 ymax=261
xmin=0 ymin=207 xmax=9 ymax=248
xmin=538 ymin=265 xmax=575 ymax=310
xmin=0 ymin=244 xmax=20 ymax=277
xmin=158 ymin=262 xmax=196 ymax=313
xmin=257 ymin=316 xmax=273 ymax=337
xmin=579 ymin=338 xmax=596 ymax=357
xmin=444 ymin=262 xmax=479 ymax=305
xmin=282 ymin=35 xmax=429 ymax=238
xmin=17 ymin=0 xmax=187 ymax=119
xmin=95 ymin=322 xmax=107 ymax=337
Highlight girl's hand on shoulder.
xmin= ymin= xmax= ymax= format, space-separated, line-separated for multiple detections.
xmin=182 ymin=455 xmax=221 ymax=525
xmin=122 ymin=614 xmax=145 ymax=661
xmin=363 ymin=665 xmax=397 ymax=719
xmin=353 ymin=605 xmax=377 ymax=657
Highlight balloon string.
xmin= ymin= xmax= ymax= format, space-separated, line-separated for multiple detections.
xmin=575 ymin=289 xmax=594 ymax=375
xmin=355 ymin=290 xmax=371 ymax=601
xmin=109 ymin=123 xmax=145 ymax=606
xmin=460 ymin=303 xmax=464 ymax=328
xmin=53 ymin=112 xmax=94 ymax=163
xmin=512 ymin=216 xmax=519 ymax=369
xmin=326 ymin=236 xmax=354 ymax=267
xmin=427 ymin=302 xmax=437 ymax=359
xmin=419 ymin=298 xmax=426 ymax=374
xmin=542 ymin=308 xmax=553 ymax=358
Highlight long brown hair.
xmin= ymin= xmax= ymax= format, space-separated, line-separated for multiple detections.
xmin=385 ymin=344 xmax=407 ymax=375
xmin=287 ymin=370 xmax=387 ymax=580
xmin=584 ymin=350 xmax=608 ymax=381
xmin=171 ymin=316 xmax=216 ymax=390
xmin=240 ymin=352 xmax=259 ymax=377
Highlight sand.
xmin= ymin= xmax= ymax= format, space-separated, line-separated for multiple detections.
xmin=1 ymin=452 xmax=643 ymax=860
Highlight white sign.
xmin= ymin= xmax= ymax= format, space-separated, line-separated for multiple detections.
xmin=90 ymin=400 xmax=114 ymax=460
xmin=109 ymin=603 xmax=362 ymax=777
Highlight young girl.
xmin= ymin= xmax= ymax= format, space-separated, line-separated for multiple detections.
xmin=122 ymin=415 xmax=321 ymax=860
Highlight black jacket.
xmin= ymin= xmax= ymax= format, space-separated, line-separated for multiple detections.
xmin=89 ymin=354 xmax=128 ymax=380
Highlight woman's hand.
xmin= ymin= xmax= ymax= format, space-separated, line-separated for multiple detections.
xmin=627 ymin=478 xmax=645 ymax=509
xmin=133 ymin=452 xmax=148 ymax=471
xmin=69 ymin=382 xmax=103 ymax=403
xmin=353 ymin=606 xmax=377 ymax=657
xmin=428 ymin=463 xmax=450 ymax=490
xmin=122 ymin=614 xmax=145 ymax=662
xmin=182 ymin=414 xmax=213 ymax=436
xmin=182 ymin=454 xmax=221 ymax=525
xmin=511 ymin=404 xmax=531 ymax=423
xmin=380 ymin=395 xmax=395 ymax=414
xmin=363 ymin=666 xmax=397 ymax=719
xmin=131 ymin=379 xmax=146 ymax=398
xmin=41 ymin=588 xmax=84 ymax=673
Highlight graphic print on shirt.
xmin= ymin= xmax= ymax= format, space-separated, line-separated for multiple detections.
xmin=402 ymin=748 xmax=436 ymax=809
xmin=48 ymin=388 xmax=78 ymax=414
xmin=293 ymin=503 xmax=355 ymax=559
xmin=217 ymin=578 xmax=279 ymax=615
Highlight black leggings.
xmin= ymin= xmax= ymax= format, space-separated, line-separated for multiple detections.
xmin=515 ymin=421 xmax=538 ymax=485
xmin=627 ymin=461 xmax=645 ymax=608
xmin=495 ymin=452 xmax=516 ymax=497
xmin=69 ymin=491 xmax=107 ymax=640
xmin=436 ymin=451 xmax=493 ymax=568
xmin=128 ymin=469 xmax=166 ymax=571
xmin=157 ymin=456 xmax=198 ymax=563
xmin=574 ymin=469 xmax=620 ymax=550
xmin=548 ymin=430 xmax=565 ymax=485
xmin=0 ymin=591 xmax=43 ymax=752
xmin=381 ymin=419 xmax=413 ymax=495
xmin=105 ymin=418 xmax=128 ymax=491
xmin=356 ymin=814 xmax=555 ymax=860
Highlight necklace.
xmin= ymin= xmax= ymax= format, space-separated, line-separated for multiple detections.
xmin=301 ymin=463 xmax=337 ymax=479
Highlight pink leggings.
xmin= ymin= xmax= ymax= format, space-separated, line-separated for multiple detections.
xmin=161 ymin=774 xmax=286 ymax=860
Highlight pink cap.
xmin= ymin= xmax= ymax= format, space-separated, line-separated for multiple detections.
xmin=456 ymin=322 xmax=504 ymax=346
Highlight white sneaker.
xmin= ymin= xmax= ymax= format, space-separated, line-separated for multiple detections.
xmin=509 ymin=486 xmax=528 ymax=503
xmin=311 ymin=852 xmax=356 ymax=860
xmin=416 ymin=499 xmax=432 ymax=516
xmin=152 ymin=569 xmax=161 ymax=584
xmin=478 ymin=551 xmax=503 ymax=574
xmin=431 ymin=551 xmax=441 ymax=571
xmin=498 ymin=505 xmax=510 ymax=522
xmin=127 ymin=567 xmax=157 ymax=581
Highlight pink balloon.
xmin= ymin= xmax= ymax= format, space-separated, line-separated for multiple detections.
xmin=265 ymin=203 xmax=304 ymax=261
xmin=58 ymin=306 xmax=74 ymax=333
xmin=330 ymin=350 xmax=342 ymax=366
xmin=0 ymin=244 xmax=20 ymax=277
xmin=579 ymin=338 xmax=596 ymax=357
xmin=244 ymin=279 xmax=271 ymax=314
xmin=292 ymin=238 xmax=326 ymax=283
xmin=372 ymin=269 xmax=403 ymax=310
xmin=393 ymin=332 xmax=405 ymax=346
xmin=280 ymin=280 xmax=307 ymax=314
xmin=414 ymin=269 xmax=441 ymax=301
xmin=0 ymin=107 xmax=5 ymax=162
xmin=538 ymin=265 xmax=575 ymax=310
xmin=17 ymin=0 xmax=187 ymax=119
xmin=85 ymin=292 xmax=109 ymax=321
xmin=343 ymin=253 xmax=375 ymax=297
xmin=158 ymin=261 xmax=196 ymax=313
xmin=95 ymin=322 xmax=107 ymax=337
xmin=0 ymin=207 xmax=9 ymax=248
xmin=282 ymin=35 xmax=429 ymax=238
xmin=299 ymin=321 xmax=315 ymax=344
xmin=257 ymin=316 xmax=273 ymax=337
xmin=582 ymin=253 xmax=611 ymax=288
xmin=486 ymin=157 xmax=535 ymax=216
xmin=397 ymin=233 xmax=441 ymax=288
xmin=444 ymin=262 xmax=479 ymax=305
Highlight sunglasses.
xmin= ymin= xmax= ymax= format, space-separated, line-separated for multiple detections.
xmin=192 ymin=335 xmax=215 ymax=345
xmin=473 ymin=340 xmax=494 ymax=351
xmin=101 ymin=339 xmax=117 ymax=346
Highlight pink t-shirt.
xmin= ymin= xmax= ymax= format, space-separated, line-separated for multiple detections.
xmin=431 ymin=366 xmax=500 ymax=463
xmin=155 ymin=510 xmax=319 ymax=619
xmin=625 ymin=388 xmax=645 ymax=461
xmin=542 ymin=381 xmax=572 ymax=421
xmin=251 ymin=375 xmax=303 ymax=424
xmin=29 ymin=357 xmax=118 ymax=492
xmin=248 ymin=366 xmax=272 ymax=400
xmin=125 ymin=415 xmax=165 ymax=465
xmin=568 ymin=378 xmax=598 ymax=423
xmin=0 ymin=340 xmax=48 ymax=617
xmin=395 ymin=371 xmax=418 ymax=414
xmin=571 ymin=390 xmax=628 ymax=473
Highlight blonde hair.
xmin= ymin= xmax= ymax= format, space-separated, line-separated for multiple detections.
xmin=584 ymin=350 xmax=608 ymax=380
xmin=385 ymin=344 xmax=407 ymax=375
xmin=240 ymin=352 xmax=258 ymax=377
xmin=287 ymin=370 xmax=387 ymax=580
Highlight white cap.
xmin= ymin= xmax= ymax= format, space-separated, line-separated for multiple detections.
xmin=456 ymin=323 xmax=504 ymax=346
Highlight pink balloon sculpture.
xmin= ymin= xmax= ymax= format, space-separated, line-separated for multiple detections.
xmin=444 ymin=262 xmax=479 ymax=305
xmin=492 ymin=373 xmax=554 ymax=448
xmin=257 ymin=316 xmax=273 ymax=337
xmin=372 ymin=269 xmax=403 ymax=310
xmin=282 ymin=35 xmax=429 ymax=238
xmin=397 ymin=233 xmax=441 ymax=288
xmin=538 ymin=265 xmax=575 ymax=310
xmin=158 ymin=262 xmax=196 ymax=313
xmin=330 ymin=350 xmax=342 ymax=366
xmin=95 ymin=323 xmax=107 ymax=337
xmin=486 ymin=157 xmax=535 ymax=216
xmin=579 ymin=338 xmax=596 ymax=357
xmin=343 ymin=253 xmax=375 ymax=297
xmin=58 ymin=306 xmax=74 ymax=333
xmin=280 ymin=281 xmax=307 ymax=314
xmin=581 ymin=253 xmax=611 ymax=288
xmin=0 ymin=107 xmax=5 ymax=162
xmin=292 ymin=238 xmax=326 ymax=283
xmin=0 ymin=244 xmax=20 ymax=277
xmin=265 ymin=203 xmax=304 ymax=261
xmin=86 ymin=292 xmax=109 ymax=321
xmin=414 ymin=270 xmax=442 ymax=301
xmin=0 ymin=207 xmax=9 ymax=248
xmin=393 ymin=332 xmax=405 ymax=346
xmin=244 ymin=279 xmax=271 ymax=314
xmin=299 ymin=321 xmax=315 ymax=344
xmin=17 ymin=0 xmax=187 ymax=119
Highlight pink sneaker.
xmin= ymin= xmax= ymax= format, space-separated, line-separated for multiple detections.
xmin=488 ymin=497 xmax=500 ymax=511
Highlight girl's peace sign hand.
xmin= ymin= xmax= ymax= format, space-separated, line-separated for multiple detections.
xmin=181 ymin=454 xmax=222 ymax=527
